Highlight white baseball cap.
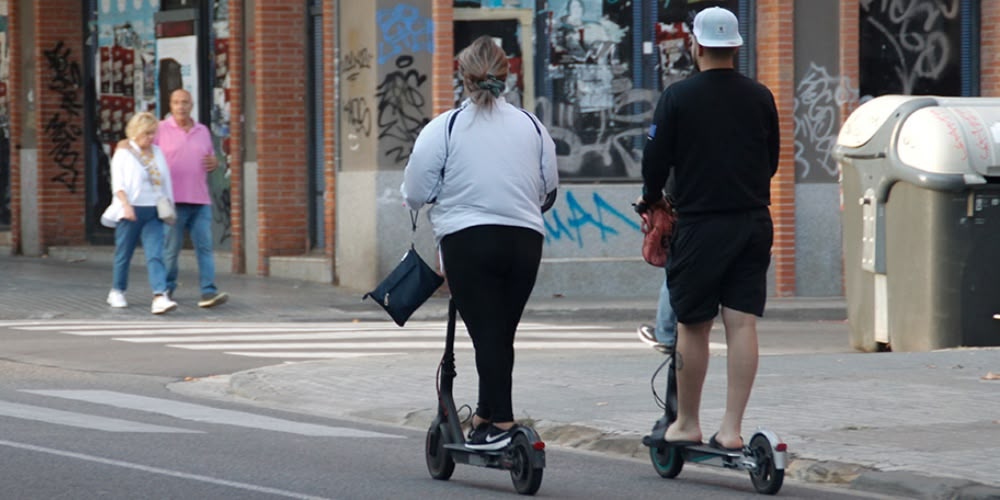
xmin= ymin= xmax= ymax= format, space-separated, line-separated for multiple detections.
xmin=693 ymin=7 xmax=743 ymax=48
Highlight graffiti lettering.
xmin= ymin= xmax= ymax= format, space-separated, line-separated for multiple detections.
xmin=376 ymin=4 xmax=434 ymax=65
xmin=861 ymin=0 xmax=958 ymax=94
xmin=43 ymin=41 xmax=83 ymax=193
xmin=343 ymin=48 xmax=373 ymax=81
xmin=376 ymin=56 xmax=429 ymax=164
xmin=794 ymin=63 xmax=858 ymax=180
xmin=544 ymin=190 xmax=639 ymax=248
xmin=344 ymin=97 xmax=372 ymax=138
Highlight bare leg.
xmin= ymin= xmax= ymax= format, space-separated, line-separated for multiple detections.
xmin=663 ymin=319 xmax=713 ymax=443
xmin=715 ymin=306 xmax=759 ymax=449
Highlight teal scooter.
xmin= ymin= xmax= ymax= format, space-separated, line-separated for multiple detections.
xmin=641 ymin=350 xmax=788 ymax=495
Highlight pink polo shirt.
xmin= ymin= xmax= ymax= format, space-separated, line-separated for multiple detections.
xmin=154 ymin=115 xmax=215 ymax=205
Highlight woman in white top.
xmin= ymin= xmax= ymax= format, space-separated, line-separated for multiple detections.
xmin=103 ymin=112 xmax=178 ymax=314
xmin=402 ymin=36 xmax=559 ymax=451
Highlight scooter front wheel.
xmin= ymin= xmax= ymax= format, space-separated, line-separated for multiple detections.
xmin=649 ymin=443 xmax=684 ymax=478
xmin=425 ymin=422 xmax=455 ymax=480
xmin=748 ymin=434 xmax=783 ymax=494
xmin=509 ymin=434 xmax=543 ymax=495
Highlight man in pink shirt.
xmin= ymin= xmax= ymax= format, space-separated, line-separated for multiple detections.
xmin=154 ymin=89 xmax=228 ymax=308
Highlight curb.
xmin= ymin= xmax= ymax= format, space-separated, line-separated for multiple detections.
xmin=170 ymin=373 xmax=1000 ymax=500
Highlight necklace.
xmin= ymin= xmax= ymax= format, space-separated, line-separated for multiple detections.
xmin=131 ymin=147 xmax=162 ymax=188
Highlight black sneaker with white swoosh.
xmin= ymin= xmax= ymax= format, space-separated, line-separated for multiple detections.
xmin=466 ymin=424 xmax=513 ymax=450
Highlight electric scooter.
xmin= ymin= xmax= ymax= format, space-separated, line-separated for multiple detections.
xmin=424 ymin=299 xmax=546 ymax=495
xmin=640 ymin=350 xmax=788 ymax=495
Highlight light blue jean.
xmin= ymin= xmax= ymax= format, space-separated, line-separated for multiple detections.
xmin=112 ymin=205 xmax=168 ymax=294
xmin=165 ymin=203 xmax=218 ymax=296
xmin=655 ymin=275 xmax=678 ymax=347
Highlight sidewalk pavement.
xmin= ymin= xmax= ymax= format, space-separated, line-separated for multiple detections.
xmin=3 ymin=251 xmax=1000 ymax=499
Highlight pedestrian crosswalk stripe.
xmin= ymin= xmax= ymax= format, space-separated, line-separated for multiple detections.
xmin=222 ymin=352 xmax=408 ymax=359
xmin=0 ymin=401 xmax=201 ymax=433
xmin=22 ymin=390 xmax=403 ymax=438
xmin=2 ymin=320 xmax=647 ymax=360
xmin=6 ymin=321 xmax=607 ymax=335
xmin=116 ymin=330 xmax=631 ymax=343
xmin=169 ymin=341 xmax=646 ymax=350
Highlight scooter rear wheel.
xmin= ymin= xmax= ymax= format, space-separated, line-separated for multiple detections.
xmin=425 ymin=422 xmax=455 ymax=480
xmin=748 ymin=434 xmax=784 ymax=494
xmin=649 ymin=444 xmax=684 ymax=478
xmin=509 ymin=434 xmax=543 ymax=495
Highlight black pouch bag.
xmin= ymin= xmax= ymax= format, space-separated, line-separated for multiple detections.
xmin=364 ymin=211 xmax=444 ymax=326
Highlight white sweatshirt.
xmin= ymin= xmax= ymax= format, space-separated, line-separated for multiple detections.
xmin=401 ymin=98 xmax=559 ymax=242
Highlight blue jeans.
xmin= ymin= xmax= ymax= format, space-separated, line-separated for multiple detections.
xmin=112 ymin=206 xmax=168 ymax=294
xmin=165 ymin=203 xmax=218 ymax=296
xmin=655 ymin=275 xmax=678 ymax=347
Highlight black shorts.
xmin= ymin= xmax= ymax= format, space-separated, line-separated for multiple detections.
xmin=667 ymin=208 xmax=773 ymax=324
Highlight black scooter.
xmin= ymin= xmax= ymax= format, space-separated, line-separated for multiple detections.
xmin=641 ymin=350 xmax=788 ymax=495
xmin=424 ymin=299 xmax=546 ymax=495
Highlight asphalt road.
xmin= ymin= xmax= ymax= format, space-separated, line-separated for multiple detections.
xmin=0 ymin=317 xmax=900 ymax=499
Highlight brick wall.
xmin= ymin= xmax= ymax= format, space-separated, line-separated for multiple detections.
xmin=228 ymin=0 xmax=245 ymax=273
xmin=253 ymin=0 xmax=309 ymax=275
xmin=34 ymin=0 xmax=86 ymax=249
xmin=431 ymin=0 xmax=454 ymax=116
xmin=757 ymin=0 xmax=797 ymax=296
xmin=7 ymin=0 xmax=21 ymax=253
xmin=982 ymin=2 xmax=1000 ymax=97
xmin=839 ymin=0 xmax=860 ymax=120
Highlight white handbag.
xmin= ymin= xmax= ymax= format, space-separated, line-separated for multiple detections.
xmin=100 ymin=200 xmax=123 ymax=228
xmin=156 ymin=195 xmax=176 ymax=225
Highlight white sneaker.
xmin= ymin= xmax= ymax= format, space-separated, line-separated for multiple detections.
xmin=151 ymin=295 xmax=178 ymax=315
xmin=637 ymin=324 xmax=674 ymax=354
xmin=107 ymin=290 xmax=128 ymax=308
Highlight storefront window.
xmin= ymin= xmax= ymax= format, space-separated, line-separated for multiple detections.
xmin=860 ymin=0 xmax=979 ymax=99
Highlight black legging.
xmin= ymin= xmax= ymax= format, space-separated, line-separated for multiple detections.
xmin=440 ymin=224 xmax=543 ymax=423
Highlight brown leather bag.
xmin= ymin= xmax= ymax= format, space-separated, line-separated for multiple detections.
xmin=640 ymin=201 xmax=675 ymax=268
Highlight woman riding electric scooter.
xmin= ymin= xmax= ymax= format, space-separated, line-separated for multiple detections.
xmin=401 ymin=35 xmax=559 ymax=494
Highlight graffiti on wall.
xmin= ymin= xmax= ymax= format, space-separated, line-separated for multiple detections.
xmin=541 ymin=0 xmax=643 ymax=178
xmin=343 ymin=49 xmax=375 ymax=143
xmin=543 ymin=189 xmax=640 ymax=248
xmin=794 ymin=63 xmax=858 ymax=181
xmin=376 ymin=4 xmax=433 ymax=166
xmin=860 ymin=0 xmax=961 ymax=97
xmin=343 ymin=46 xmax=375 ymax=153
xmin=376 ymin=5 xmax=432 ymax=165
xmin=537 ymin=0 xmax=736 ymax=180
xmin=376 ymin=56 xmax=429 ymax=164
xmin=44 ymin=41 xmax=84 ymax=193
xmin=377 ymin=4 xmax=434 ymax=64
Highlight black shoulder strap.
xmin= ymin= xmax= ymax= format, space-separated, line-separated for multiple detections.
xmin=447 ymin=108 xmax=463 ymax=136
xmin=517 ymin=108 xmax=542 ymax=137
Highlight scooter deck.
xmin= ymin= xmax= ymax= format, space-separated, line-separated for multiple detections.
xmin=443 ymin=443 xmax=504 ymax=455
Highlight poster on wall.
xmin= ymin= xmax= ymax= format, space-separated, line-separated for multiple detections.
xmin=155 ymin=36 xmax=199 ymax=122
xmin=96 ymin=0 xmax=158 ymax=146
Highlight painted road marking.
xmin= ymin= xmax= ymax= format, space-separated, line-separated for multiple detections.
xmin=0 ymin=401 xmax=201 ymax=433
xmin=1 ymin=320 xmax=647 ymax=360
xmin=22 ymin=390 xmax=403 ymax=439
xmin=0 ymin=439 xmax=332 ymax=500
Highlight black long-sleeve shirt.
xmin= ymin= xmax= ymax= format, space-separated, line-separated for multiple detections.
xmin=641 ymin=68 xmax=779 ymax=214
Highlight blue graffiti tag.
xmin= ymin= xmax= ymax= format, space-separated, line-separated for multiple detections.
xmin=544 ymin=190 xmax=640 ymax=248
xmin=376 ymin=4 xmax=434 ymax=65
